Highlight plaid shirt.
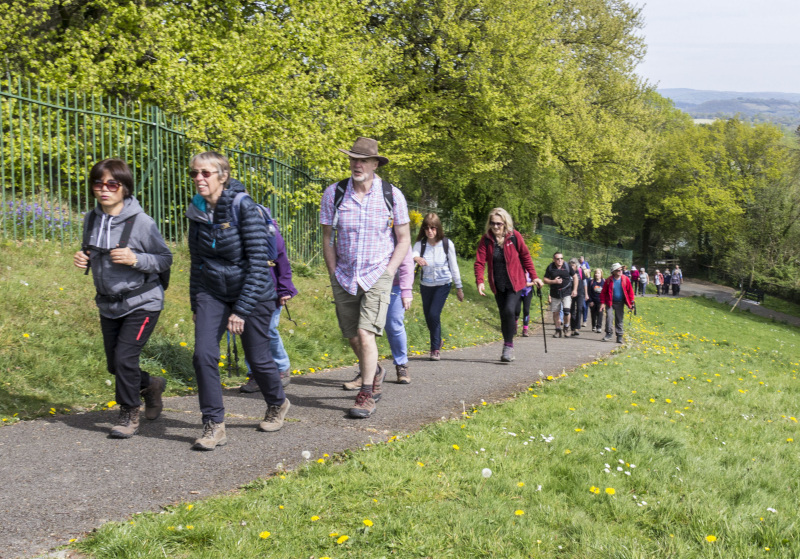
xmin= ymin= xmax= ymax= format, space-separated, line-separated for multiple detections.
xmin=320 ymin=175 xmax=409 ymax=295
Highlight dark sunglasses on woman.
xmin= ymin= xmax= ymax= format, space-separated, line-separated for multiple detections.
xmin=189 ymin=169 xmax=213 ymax=179
xmin=92 ymin=180 xmax=122 ymax=192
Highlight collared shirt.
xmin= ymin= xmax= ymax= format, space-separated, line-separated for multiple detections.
xmin=320 ymin=175 xmax=410 ymax=295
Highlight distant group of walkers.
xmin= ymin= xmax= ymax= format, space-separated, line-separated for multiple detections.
xmin=75 ymin=136 xmax=678 ymax=449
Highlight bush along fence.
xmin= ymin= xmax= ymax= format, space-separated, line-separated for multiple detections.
xmin=536 ymin=225 xmax=632 ymax=271
xmin=0 ymin=76 xmax=326 ymax=265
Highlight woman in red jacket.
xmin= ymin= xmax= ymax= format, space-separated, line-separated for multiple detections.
xmin=474 ymin=208 xmax=543 ymax=362
xmin=599 ymin=262 xmax=635 ymax=343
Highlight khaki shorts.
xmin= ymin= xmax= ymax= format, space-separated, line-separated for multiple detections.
xmin=330 ymin=271 xmax=393 ymax=339
xmin=549 ymin=295 xmax=572 ymax=313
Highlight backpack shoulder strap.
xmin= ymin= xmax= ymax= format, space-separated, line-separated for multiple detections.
xmin=334 ymin=179 xmax=349 ymax=211
xmin=384 ymin=182 xmax=395 ymax=215
xmin=230 ymin=192 xmax=251 ymax=229
xmin=116 ymin=214 xmax=138 ymax=249
xmin=442 ymin=237 xmax=450 ymax=264
xmin=509 ymin=232 xmax=518 ymax=249
xmin=420 ymin=237 xmax=427 ymax=258
xmin=82 ymin=211 xmax=97 ymax=249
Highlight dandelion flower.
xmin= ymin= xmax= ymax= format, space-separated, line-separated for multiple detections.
xmin=482 ymin=468 xmax=492 ymax=478
xmin=452 ymin=444 xmax=460 ymax=450
xmin=329 ymin=532 xmax=339 ymax=537
xmin=186 ymin=505 xmax=193 ymax=511
xmin=179 ymin=342 xmax=187 ymax=347
xmin=23 ymin=333 xmax=30 ymax=338
xmin=417 ymin=461 xmax=425 ymax=467
xmin=518 ymin=482 xmax=525 ymax=487
xmin=259 ymin=531 xmax=271 ymax=539
xmin=514 ymin=510 xmax=525 ymax=516
xmin=605 ymin=488 xmax=616 ymax=495
xmin=706 ymin=535 xmax=717 ymax=542
xmin=363 ymin=519 xmax=373 ymax=527
xmin=589 ymin=486 xmax=600 ymax=494
xmin=336 ymin=535 xmax=349 ymax=544
xmin=301 ymin=450 xmax=311 ymax=460
xmin=311 ymin=516 xmax=320 ymax=521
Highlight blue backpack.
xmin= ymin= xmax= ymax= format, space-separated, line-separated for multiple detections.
xmin=230 ymin=192 xmax=278 ymax=263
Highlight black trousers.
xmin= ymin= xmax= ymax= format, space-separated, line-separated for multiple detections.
xmin=515 ymin=291 xmax=534 ymax=326
xmin=100 ymin=309 xmax=161 ymax=408
xmin=193 ymin=291 xmax=283 ymax=424
xmin=495 ymin=288 xmax=523 ymax=344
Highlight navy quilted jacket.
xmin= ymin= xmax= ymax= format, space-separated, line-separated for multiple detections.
xmin=186 ymin=179 xmax=276 ymax=316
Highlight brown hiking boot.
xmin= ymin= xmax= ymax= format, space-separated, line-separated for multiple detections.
xmin=372 ymin=365 xmax=386 ymax=402
xmin=141 ymin=376 xmax=166 ymax=420
xmin=349 ymin=390 xmax=376 ymax=418
xmin=396 ymin=364 xmax=411 ymax=384
xmin=192 ymin=420 xmax=227 ymax=450
xmin=430 ymin=350 xmax=440 ymax=361
xmin=239 ymin=377 xmax=260 ymax=393
xmin=343 ymin=369 xmax=363 ymax=391
xmin=110 ymin=406 xmax=140 ymax=439
xmin=258 ymin=399 xmax=291 ymax=432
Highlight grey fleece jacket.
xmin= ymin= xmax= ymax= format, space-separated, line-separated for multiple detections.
xmin=83 ymin=197 xmax=173 ymax=319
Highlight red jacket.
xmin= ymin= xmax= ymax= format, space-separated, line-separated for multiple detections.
xmin=599 ymin=274 xmax=635 ymax=308
xmin=474 ymin=230 xmax=539 ymax=294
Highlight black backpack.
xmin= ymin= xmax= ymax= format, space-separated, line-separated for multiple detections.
xmin=330 ymin=178 xmax=395 ymax=240
xmin=229 ymin=192 xmax=278 ymax=263
xmin=82 ymin=212 xmax=170 ymax=292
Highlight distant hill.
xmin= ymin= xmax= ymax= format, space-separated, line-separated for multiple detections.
xmin=658 ymin=88 xmax=800 ymax=128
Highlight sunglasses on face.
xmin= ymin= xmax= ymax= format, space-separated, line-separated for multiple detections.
xmin=189 ymin=169 xmax=213 ymax=179
xmin=92 ymin=180 xmax=123 ymax=192
xmin=424 ymin=225 xmax=437 ymax=230
xmin=490 ymin=221 xmax=504 ymax=227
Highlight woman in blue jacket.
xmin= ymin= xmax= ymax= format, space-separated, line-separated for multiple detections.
xmin=186 ymin=151 xmax=288 ymax=450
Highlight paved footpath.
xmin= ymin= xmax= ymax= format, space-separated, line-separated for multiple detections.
xmin=678 ymin=279 xmax=800 ymax=327
xmin=1 ymin=322 xmax=616 ymax=559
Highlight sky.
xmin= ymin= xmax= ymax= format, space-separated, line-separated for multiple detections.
xmin=634 ymin=0 xmax=800 ymax=93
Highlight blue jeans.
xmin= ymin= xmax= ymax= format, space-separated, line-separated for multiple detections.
xmin=420 ymin=283 xmax=452 ymax=351
xmin=244 ymin=305 xmax=291 ymax=377
xmin=385 ymin=284 xmax=408 ymax=365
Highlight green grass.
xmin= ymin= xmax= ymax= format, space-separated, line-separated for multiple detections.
xmin=72 ymin=287 xmax=800 ymax=557
xmin=0 ymin=239 xmax=501 ymax=422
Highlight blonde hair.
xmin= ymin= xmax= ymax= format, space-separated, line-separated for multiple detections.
xmin=593 ymin=268 xmax=604 ymax=280
xmin=484 ymin=207 xmax=514 ymax=237
xmin=190 ymin=151 xmax=231 ymax=184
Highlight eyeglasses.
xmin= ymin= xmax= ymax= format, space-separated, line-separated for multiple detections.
xmin=490 ymin=221 xmax=504 ymax=227
xmin=424 ymin=225 xmax=437 ymax=231
xmin=189 ymin=169 xmax=213 ymax=179
xmin=92 ymin=180 xmax=123 ymax=192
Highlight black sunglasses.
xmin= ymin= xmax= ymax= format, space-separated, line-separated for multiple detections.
xmin=92 ymin=180 xmax=123 ymax=192
xmin=189 ymin=169 xmax=213 ymax=179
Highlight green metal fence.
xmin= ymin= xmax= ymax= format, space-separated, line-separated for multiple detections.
xmin=536 ymin=225 xmax=632 ymax=271
xmin=0 ymin=77 xmax=326 ymax=264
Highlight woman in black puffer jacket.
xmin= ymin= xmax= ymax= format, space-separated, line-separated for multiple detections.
xmin=186 ymin=151 xmax=289 ymax=450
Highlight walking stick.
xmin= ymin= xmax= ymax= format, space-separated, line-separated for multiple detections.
xmin=537 ymin=287 xmax=548 ymax=353
xmin=225 ymin=331 xmax=241 ymax=378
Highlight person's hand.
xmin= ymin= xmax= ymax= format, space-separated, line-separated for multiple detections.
xmin=589 ymin=301 xmax=594 ymax=307
xmin=533 ymin=278 xmax=543 ymax=288
xmin=599 ymin=304 xmax=606 ymax=312
xmin=279 ymin=295 xmax=292 ymax=306
xmin=192 ymin=313 xmax=196 ymax=323
xmin=477 ymin=283 xmax=486 ymax=297
xmin=456 ymin=288 xmax=465 ymax=302
xmin=228 ymin=313 xmax=245 ymax=335
xmin=110 ymin=247 xmax=137 ymax=266
xmin=73 ymin=250 xmax=89 ymax=269
xmin=414 ymin=257 xmax=428 ymax=267
xmin=526 ymin=281 xmax=534 ymax=287
xmin=402 ymin=297 xmax=412 ymax=310
xmin=571 ymin=290 xmax=577 ymax=298
xmin=554 ymin=277 xmax=562 ymax=284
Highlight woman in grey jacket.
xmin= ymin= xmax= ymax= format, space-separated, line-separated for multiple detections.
xmin=73 ymin=159 xmax=173 ymax=439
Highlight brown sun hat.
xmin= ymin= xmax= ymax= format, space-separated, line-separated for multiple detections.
xmin=337 ymin=137 xmax=389 ymax=166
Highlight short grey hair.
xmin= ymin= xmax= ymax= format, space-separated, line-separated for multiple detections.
xmin=568 ymin=257 xmax=579 ymax=268
xmin=189 ymin=151 xmax=231 ymax=184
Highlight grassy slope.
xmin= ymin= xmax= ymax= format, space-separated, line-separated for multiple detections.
xmin=75 ymin=290 xmax=800 ymax=558
xmin=0 ymin=240 xmax=506 ymax=421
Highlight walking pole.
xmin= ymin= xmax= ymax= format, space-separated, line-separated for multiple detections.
xmin=537 ymin=287 xmax=548 ymax=353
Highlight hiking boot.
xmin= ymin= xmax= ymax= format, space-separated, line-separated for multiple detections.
xmin=280 ymin=369 xmax=291 ymax=388
xmin=430 ymin=350 xmax=440 ymax=361
xmin=192 ymin=420 xmax=227 ymax=450
xmin=616 ymin=336 xmax=623 ymax=344
xmin=602 ymin=334 xmax=613 ymax=342
xmin=141 ymin=376 xmax=166 ymax=420
xmin=571 ymin=330 xmax=580 ymax=337
xmin=501 ymin=345 xmax=514 ymax=362
xmin=349 ymin=390 xmax=376 ymax=418
xmin=343 ymin=370 xmax=363 ymax=391
xmin=240 ymin=377 xmax=260 ymax=393
xmin=396 ymin=364 xmax=411 ymax=384
xmin=110 ymin=406 xmax=140 ymax=438
xmin=372 ymin=365 xmax=386 ymax=402
xmin=553 ymin=328 xmax=562 ymax=338
xmin=522 ymin=326 xmax=530 ymax=337
xmin=259 ymin=399 xmax=291 ymax=432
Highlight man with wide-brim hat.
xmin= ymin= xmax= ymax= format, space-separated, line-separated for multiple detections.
xmin=321 ymin=137 xmax=410 ymax=418
xmin=599 ymin=262 xmax=635 ymax=343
